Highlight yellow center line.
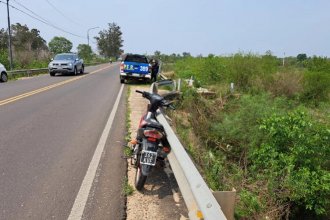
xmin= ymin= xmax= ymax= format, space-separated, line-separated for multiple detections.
xmin=0 ymin=66 xmax=111 ymax=107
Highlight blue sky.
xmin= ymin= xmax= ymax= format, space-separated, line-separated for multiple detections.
xmin=1 ymin=0 xmax=330 ymax=57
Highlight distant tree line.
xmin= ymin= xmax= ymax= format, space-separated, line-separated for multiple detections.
xmin=0 ymin=23 xmax=49 ymax=68
xmin=0 ymin=22 xmax=124 ymax=69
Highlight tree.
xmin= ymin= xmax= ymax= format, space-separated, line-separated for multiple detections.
xmin=30 ymin=28 xmax=48 ymax=52
xmin=297 ymin=53 xmax=307 ymax=62
xmin=0 ymin=28 xmax=8 ymax=50
xmin=49 ymin=36 xmax=72 ymax=54
xmin=11 ymin=23 xmax=31 ymax=51
xmin=2 ymin=23 xmax=49 ymax=67
xmin=265 ymin=50 xmax=273 ymax=56
xmin=182 ymin=52 xmax=191 ymax=58
xmin=95 ymin=22 xmax=123 ymax=58
xmin=0 ymin=29 xmax=9 ymax=68
xmin=153 ymin=50 xmax=161 ymax=60
xmin=77 ymin=44 xmax=93 ymax=61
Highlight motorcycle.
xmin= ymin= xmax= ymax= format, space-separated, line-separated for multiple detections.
xmin=131 ymin=90 xmax=173 ymax=190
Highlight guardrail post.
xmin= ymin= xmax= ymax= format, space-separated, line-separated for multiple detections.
xmin=213 ymin=189 xmax=236 ymax=220
xmin=177 ymin=79 xmax=181 ymax=92
xmin=230 ymin=83 xmax=234 ymax=93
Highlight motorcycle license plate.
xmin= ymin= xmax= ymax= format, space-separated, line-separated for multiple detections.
xmin=140 ymin=150 xmax=157 ymax=166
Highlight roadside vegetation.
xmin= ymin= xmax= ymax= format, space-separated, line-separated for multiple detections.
xmin=122 ymin=177 xmax=134 ymax=196
xmin=0 ymin=22 xmax=122 ymax=71
xmin=161 ymin=52 xmax=329 ymax=219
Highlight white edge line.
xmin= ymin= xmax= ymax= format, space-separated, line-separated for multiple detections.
xmin=68 ymin=84 xmax=125 ymax=220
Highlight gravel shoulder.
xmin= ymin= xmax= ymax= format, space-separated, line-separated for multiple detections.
xmin=126 ymin=85 xmax=188 ymax=220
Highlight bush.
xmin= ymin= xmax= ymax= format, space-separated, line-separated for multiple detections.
xmin=305 ymin=56 xmax=330 ymax=72
xmin=0 ymin=50 xmax=9 ymax=69
xmin=268 ymin=70 xmax=303 ymax=98
xmin=175 ymin=53 xmax=281 ymax=92
xmin=225 ymin=53 xmax=264 ymax=91
xmin=175 ymin=56 xmax=226 ymax=86
xmin=209 ymin=94 xmax=290 ymax=159
xmin=301 ymin=71 xmax=330 ymax=105
xmin=250 ymin=111 xmax=330 ymax=216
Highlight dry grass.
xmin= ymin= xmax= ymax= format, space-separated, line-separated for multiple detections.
xmin=269 ymin=71 xmax=303 ymax=98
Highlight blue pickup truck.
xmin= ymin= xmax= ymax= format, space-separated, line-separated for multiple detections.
xmin=120 ymin=54 xmax=151 ymax=83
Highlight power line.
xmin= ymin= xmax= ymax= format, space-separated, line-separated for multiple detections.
xmin=11 ymin=0 xmax=85 ymax=38
xmin=0 ymin=0 xmax=85 ymax=38
xmin=45 ymin=0 xmax=83 ymax=27
xmin=12 ymin=0 xmax=53 ymax=26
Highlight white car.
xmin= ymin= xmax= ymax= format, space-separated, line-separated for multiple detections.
xmin=0 ymin=63 xmax=8 ymax=82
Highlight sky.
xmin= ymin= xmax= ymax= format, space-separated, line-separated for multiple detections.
xmin=1 ymin=0 xmax=330 ymax=57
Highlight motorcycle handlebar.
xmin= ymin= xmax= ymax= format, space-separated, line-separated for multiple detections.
xmin=162 ymin=100 xmax=176 ymax=110
xmin=135 ymin=90 xmax=175 ymax=110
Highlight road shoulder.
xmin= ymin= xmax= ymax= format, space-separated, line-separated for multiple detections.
xmin=126 ymin=85 xmax=188 ymax=220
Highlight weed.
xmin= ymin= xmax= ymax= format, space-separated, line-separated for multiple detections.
xmin=122 ymin=177 xmax=134 ymax=196
xmin=124 ymin=146 xmax=133 ymax=157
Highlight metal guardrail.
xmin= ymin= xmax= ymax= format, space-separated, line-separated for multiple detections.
xmin=8 ymin=68 xmax=48 ymax=77
xmin=150 ymin=81 xmax=227 ymax=220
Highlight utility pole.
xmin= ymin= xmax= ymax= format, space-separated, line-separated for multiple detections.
xmin=7 ymin=0 xmax=13 ymax=70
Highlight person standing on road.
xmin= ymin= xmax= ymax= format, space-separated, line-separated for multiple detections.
xmin=151 ymin=59 xmax=159 ymax=82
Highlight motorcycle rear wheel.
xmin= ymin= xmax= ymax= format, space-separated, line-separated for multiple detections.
xmin=135 ymin=164 xmax=147 ymax=190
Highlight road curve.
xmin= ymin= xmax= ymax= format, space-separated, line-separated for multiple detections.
xmin=0 ymin=63 xmax=127 ymax=220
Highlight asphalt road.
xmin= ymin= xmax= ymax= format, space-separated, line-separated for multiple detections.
xmin=0 ymin=63 xmax=127 ymax=220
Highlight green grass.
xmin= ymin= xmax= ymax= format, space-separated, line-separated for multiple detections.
xmin=122 ymin=177 xmax=134 ymax=196
xmin=125 ymin=86 xmax=132 ymax=142
xmin=124 ymin=146 xmax=133 ymax=157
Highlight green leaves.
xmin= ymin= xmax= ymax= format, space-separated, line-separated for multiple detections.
xmin=236 ymin=190 xmax=264 ymax=217
xmin=301 ymin=71 xmax=330 ymax=105
xmin=250 ymin=111 xmax=330 ymax=215
xmin=48 ymin=36 xmax=72 ymax=54
xmin=77 ymin=44 xmax=93 ymax=62
xmin=95 ymin=23 xmax=123 ymax=58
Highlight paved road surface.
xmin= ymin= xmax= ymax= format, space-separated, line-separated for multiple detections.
xmin=0 ymin=63 xmax=127 ymax=220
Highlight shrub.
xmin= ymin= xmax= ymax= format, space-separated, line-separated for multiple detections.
xmin=250 ymin=111 xmax=330 ymax=216
xmin=268 ymin=70 xmax=303 ymax=98
xmin=0 ymin=50 xmax=9 ymax=69
xmin=175 ymin=56 xmax=226 ymax=86
xmin=225 ymin=53 xmax=263 ymax=91
xmin=301 ymin=71 xmax=330 ymax=105
xmin=209 ymin=94 xmax=290 ymax=159
xmin=305 ymin=56 xmax=330 ymax=72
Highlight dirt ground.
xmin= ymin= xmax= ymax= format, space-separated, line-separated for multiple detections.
xmin=126 ymin=85 xmax=188 ymax=220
